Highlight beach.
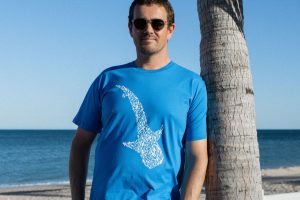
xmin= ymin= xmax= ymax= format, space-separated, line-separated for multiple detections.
xmin=0 ymin=167 xmax=300 ymax=200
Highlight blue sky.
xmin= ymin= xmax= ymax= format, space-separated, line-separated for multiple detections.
xmin=0 ymin=0 xmax=299 ymax=129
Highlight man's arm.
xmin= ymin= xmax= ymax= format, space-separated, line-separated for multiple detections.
xmin=181 ymin=139 xmax=208 ymax=200
xmin=69 ymin=127 xmax=97 ymax=200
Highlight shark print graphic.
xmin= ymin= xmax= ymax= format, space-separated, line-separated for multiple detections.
xmin=115 ymin=85 xmax=164 ymax=169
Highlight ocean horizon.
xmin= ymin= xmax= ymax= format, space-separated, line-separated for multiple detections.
xmin=0 ymin=129 xmax=299 ymax=188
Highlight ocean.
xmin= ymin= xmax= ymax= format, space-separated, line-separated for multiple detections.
xmin=0 ymin=129 xmax=299 ymax=188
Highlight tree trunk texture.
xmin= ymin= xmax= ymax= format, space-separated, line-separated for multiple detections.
xmin=197 ymin=0 xmax=263 ymax=199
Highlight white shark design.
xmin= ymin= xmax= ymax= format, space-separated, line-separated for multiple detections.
xmin=115 ymin=85 xmax=164 ymax=169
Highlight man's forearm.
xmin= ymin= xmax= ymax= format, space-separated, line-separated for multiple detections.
xmin=69 ymin=140 xmax=91 ymax=200
xmin=181 ymin=158 xmax=208 ymax=200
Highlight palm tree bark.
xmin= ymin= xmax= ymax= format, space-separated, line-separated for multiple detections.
xmin=197 ymin=0 xmax=263 ymax=199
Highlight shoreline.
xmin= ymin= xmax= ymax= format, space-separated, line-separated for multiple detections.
xmin=0 ymin=167 xmax=300 ymax=200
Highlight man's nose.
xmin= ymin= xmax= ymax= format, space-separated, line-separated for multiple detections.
xmin=144 ymin=22 xmax=154 ymax=33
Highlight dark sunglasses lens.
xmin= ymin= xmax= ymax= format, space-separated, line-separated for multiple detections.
xmin=133 ymin=19 xmax=165 ymax=31
xmin=151 ymin=19 xmax=165 ymax=31
xmin=134 ymin=19 xmax=147 ymax=30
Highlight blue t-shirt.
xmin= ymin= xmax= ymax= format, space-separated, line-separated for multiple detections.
xmin=73 ymin=61 xmax=207 ymax=200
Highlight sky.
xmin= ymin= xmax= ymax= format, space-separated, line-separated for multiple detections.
xmin=0 ymin=0 xmax=299 ymax=130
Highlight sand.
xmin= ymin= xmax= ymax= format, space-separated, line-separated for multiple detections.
xmin=0 ymin=167 xmax=300 ymax=200
xmin=262 ymin=166 xmax=300 ymax=195
xmin=0 ymin=184 xmax=89 ymax=200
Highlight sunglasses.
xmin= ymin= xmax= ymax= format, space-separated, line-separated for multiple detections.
xmin=132 ymin=18 xmax=167 ymax=31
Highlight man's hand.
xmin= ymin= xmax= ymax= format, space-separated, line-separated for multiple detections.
xmin=69 ymin=128 xmax=97 ymax=200
xmin=181 ymin=139 xmax=208 ymax=200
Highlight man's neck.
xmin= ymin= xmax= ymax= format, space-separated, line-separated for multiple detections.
xmin=135 ymin=48 xmax=171 ymax=70
xmin=135 ymin=54 xmax=171 ymax=70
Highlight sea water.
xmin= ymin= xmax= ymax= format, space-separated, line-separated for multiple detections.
xmin=0 ymin=129 xmax=299 ymax=187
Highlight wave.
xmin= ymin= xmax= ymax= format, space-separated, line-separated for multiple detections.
xmin=262 ymin=166 xmax=300 ymax=177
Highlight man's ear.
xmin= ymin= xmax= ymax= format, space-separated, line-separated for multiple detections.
xmin=128 ymin=22 xmax=133 ymax=37
xmin=167 ymin=23 xmax=176 ymax=40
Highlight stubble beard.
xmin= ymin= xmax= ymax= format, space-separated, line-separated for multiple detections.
xmin=137 ymin=40 xmax=166 ymax=57
xmin=139 ymin=46 xmax=158 ymax=56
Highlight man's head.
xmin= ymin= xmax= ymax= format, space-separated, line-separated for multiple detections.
xmin=128 ymin=0 xmax=175 ymax=58
xmin=129 ymin=0 xmax=175 ymax=27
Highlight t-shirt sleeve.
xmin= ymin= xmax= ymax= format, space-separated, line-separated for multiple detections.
xmin=185 ymin=78 xmax=207 ymax=141
xmin=73 ymin=76 xmax=102 ymax=133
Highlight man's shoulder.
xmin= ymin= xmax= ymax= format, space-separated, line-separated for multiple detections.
xmin=101 ymin=62 xmax=134 ymax=74
xmin=91 ymin=62 xmax=134 ymax=87
xmin=172 ymin=62 xmax=205 ymax=82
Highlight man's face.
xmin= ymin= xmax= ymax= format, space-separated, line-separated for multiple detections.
xmin=129 ymin=4 xmax=175 ymax=56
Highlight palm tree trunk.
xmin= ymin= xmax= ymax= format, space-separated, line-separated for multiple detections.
xmin=197 ymin=0 xmax=263 ymax=199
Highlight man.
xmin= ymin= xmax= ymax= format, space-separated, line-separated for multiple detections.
xmin=69 ymin=0 xmax=208 ymax=199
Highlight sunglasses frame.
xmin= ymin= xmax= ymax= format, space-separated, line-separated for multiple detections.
xmin=132 ymin=18 xmax=168 ymax=31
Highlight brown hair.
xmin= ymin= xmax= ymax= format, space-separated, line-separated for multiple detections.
xmin=128 ymin=0 xmax=175 ymax=26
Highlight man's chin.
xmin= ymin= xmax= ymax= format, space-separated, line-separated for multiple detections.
xmin=140 ymin=41 xmax=155 ymax=46
xmin=139 ymin=47 xmax=157 ymax=55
